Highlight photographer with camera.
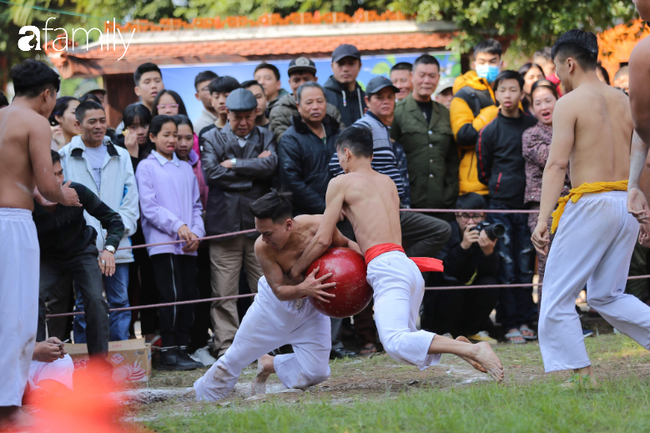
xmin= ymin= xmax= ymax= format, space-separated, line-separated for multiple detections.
xmin=421 ymin=193 xmax=501 ymax=344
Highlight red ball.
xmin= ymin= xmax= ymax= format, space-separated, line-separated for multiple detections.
xmin=307 ymin=247 xmax=373 ymax=318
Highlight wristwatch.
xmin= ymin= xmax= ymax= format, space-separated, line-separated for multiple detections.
xmin=231 ymin=158 xmax=237 ymax=168
xmin=104 ymin=245 xmax=116 ymax=254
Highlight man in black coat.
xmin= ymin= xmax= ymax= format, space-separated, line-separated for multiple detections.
xmin=323 ymin=44 xmax=367 ymax=127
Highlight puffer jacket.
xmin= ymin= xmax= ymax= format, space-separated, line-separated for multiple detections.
xmin=278 ymin=114 xmax=341 ymax=216
xmin=450 ymin=71 xmax=498 ymax=196
xmin=269 ymin=93 xmax=344 ymax=139
xmin=323 ymin=76 xmax=367 ymax=128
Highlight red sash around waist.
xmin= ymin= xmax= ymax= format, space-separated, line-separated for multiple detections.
xmin=364 ymin=243 xmax=444 ymax=273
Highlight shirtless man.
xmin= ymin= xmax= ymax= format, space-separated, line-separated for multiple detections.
xmin=531 ymin=29 xmax=650 ymax=383
xmin=289 ymin=126 xmax=504 ymax=382
xmin=0 ymin=60 xmax=80 ymax=428
xmin=194 ymin=190 xmax=359 ymax=401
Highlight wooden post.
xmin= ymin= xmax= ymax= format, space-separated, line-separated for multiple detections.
xmin=104 ymin=73 xmax=140 ymax=129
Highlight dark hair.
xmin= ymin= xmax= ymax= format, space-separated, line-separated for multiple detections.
xmin=391 ymin=62 xmax=412 ymax=73
xmin=335 ymin=125 xmax=373 ymax=158
xmin=473 ymin=39 xmax=503 ymax=58
xmin=11 ymin=60 xmax=61 ymax=98
xmin=254 ymin=63 xmax=281 ymax=81
xmin=456 ymin=192 xmax=486 ymax=210
xmin=75 ymin=100 xmax=105 ymax=123
xmin=148 ymin=115 xmax=176 ymax=138
xmin=122 ymin=103 xmax=152 ymax=128
xmin=518 ymin=63 xmax=545 ymax=80
xmin=241 ymin=80 xmax=265 ymax=95
xmin=49 ymin=96 xmax=78 ymax=126
xmin=531 ymin=79 xmax=559 ymax=100
xmin=172 ymin=114 xmax=194 ymax=133
xmin=296 ymin=81 xmax=324 ymax=104
xmin=78 ymin=93 xmax=102 ymax=105
xmin=194 ymin=70 xmax=218 ymax=90
xmin=51 ymin=149 xmax=61 ymax=165
xmin=493 ymin=70 xmax=525 ymax=91
xmin=0 ymin=91 xmax=8 ymax=108
xmin=413 ymin=54 xmax=440 ymax=71
xmin=551 ymin=29 xmax=598 ymax=71
xmin=597 ymin=62 xmax=610 ymax=85
xmin=151 ymin=89 xmax=188 ymax=117
xmin=250 ymin=189 xmax=293 ymax=222
xmin=208 ymin=76 xmax=241 ymax=95
xmin=134 ymin=62 xmax=162 ymax=86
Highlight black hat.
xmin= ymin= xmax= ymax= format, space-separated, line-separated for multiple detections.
xmin=332 ymin=44 xmax=361 ymax=63
xmin=288 ymin=57 xmax=317 ymax=75
xmin=225 ymin=88 xmax=258 ymax=112
xmin=365 ymin=76 xmax=399 ymax=95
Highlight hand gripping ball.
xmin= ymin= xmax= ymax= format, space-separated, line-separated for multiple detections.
xmin=307 ymin=247 xmax=373 ymax=318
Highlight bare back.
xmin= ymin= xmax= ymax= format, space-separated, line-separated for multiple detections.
xmin=0 ymin=104 xmax=53 ymax=211
xmin=561 ymin=82 xmax=634 ymax=185
xmin=338 ymin=169 xmax=402 ymax=254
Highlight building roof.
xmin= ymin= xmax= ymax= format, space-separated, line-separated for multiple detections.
xmin=47 ymin=10 xmax=455 ymax=78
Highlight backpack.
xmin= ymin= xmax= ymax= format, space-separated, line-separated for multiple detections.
xmin=453 ymin=86 xmax=495 ymax=117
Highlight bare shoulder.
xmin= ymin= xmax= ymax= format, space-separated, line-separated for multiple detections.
xmin=630 ymin=36 xmax=650 ymax=65
xmin=254 ymin=235 xmax=273 ymax=258
xmin=295 ymin=214 xmax=323 ymax=229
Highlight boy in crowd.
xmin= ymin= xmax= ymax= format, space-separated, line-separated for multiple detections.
xmin=323 ymin=44 xmax=367 ymax=127
xmin=390 ymin=62 xmax=413 ymax=101
xmin=193 ymin=70 xmax=219 ymax=133
xmin=254 ymin=63 xmax=289 ymax=113
xmin=450 ymin=39 xmax=502 ymax=196
xmin=477 ymin=70 xmax=537 ymax=344
xmin=199 ymin=76 xmax=241 ymax=139
xmin=242 ymin=80 xmax=270 ymax=128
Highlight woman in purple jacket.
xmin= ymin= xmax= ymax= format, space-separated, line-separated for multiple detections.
xmin=136 ymin=115 xmax=206 ymax=371
xmin=522 ymin=80 xmax=570 ymax=293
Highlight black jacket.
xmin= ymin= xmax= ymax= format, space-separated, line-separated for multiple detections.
xmin=201 ymin=123 xmax=277 ymax=237
xmin=431 ymin=220 xmax=499 ymax=286
xmin=323 ymin=76 xmax=367 ymax=128
xmin=33 ymin=182 xmax=124 ymax=258
xmin=278 ymin=114 xmax=341 ymax=216
xmin=476 ymin=111 xmax=537 ymax=207
xmin=114 ymin=134 xmax=153 ymax=171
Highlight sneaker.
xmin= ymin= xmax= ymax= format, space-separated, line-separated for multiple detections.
xmin=468 ymin=331 xmax=497 ymax=345
xmin=582 ymin=329 xmax=594 ymax=338
xmin=157 ymin=347 xmax=197 ymax=371
xmin=178 ymin=347 xmax=204 ymax=369
xmin=190 ymin=346 xmax=217 ymax=366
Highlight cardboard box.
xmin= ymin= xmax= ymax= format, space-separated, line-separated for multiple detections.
xmin=67 ymin=339 xmax=152 ymax=383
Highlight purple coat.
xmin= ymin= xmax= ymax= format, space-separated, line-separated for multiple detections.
xmin=522 ymin=123 xmax=571 ymax=204
xmin=136 ymin=151 xmax=205 ymax=257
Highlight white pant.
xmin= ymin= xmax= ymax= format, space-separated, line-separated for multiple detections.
xmin=0 ymin=209 xmax=39 ymax=406
xmin=367 ymin=251 xmax=439 ymax=370
xmin=27 ymin=354 xmax=74 ymax=393
xmin=194 ymin=276 xmax=331 ymax=402
xmin=540 ymin=191 xmax=650 ymax=372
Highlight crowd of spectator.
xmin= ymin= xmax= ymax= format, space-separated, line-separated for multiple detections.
xmin=14 ymin=37 xmax=636 ymax=372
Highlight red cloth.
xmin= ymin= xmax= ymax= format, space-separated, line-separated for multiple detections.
xmin=364 ymin=243 xmax=444 ymax=272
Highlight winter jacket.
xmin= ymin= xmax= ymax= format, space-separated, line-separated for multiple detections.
xmin=267 ymin=88 xmax=290 ymax=115
xmin=450 ymin=71 xmax=498 ymax=196
xmin=278 ymin=114 xmax=340 ymax=216
xmin=476 ymin=111 xmax=538 ymax=208
xmin=323 ymin=76 xmax=367 ymax=128
xmin=330 ymin=111 xmax=411 ymax=207
xmin=391 ymin=94 xmax=459 ymax=210
xmin=269 ymin=93 xmax=344 ymax=139
xmin=114 ymin=133 xmax=154 ymax=172
xmin=59 ymin=136 xmax=140 ymax=263
xmin=201 ymin=123 xmax=277 ymax=237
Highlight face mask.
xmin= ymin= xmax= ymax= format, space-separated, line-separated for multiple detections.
xmin=476 ymin=64 xmax=500 ymax=83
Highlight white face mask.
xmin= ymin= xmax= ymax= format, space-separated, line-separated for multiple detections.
xmin=476 ymin=64 xmax=500 ymax=83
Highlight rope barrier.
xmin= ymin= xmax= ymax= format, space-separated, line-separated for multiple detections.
xmin=118 ymin=229 xmax=257 ymax=251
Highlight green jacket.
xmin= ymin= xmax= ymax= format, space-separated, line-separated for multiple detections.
xmin=391 ymin=94 xmax=459 ymax=210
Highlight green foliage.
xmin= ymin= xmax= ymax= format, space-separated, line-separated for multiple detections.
xmin=387 ymin=0 xmax=640 ymax=54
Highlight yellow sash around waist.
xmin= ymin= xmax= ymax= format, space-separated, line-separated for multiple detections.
xmin=550 ymin=180 xmax=628 ymax=234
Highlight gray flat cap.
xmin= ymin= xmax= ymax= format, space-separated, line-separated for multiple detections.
xmin=225 ymin=88 xmax=257 ymax=112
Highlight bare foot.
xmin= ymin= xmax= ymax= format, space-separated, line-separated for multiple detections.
xmin=455 ymin=336 xmax=487 ymax=373
xmin=251 ymin=354 xmax=275 ymax=396
xmin=469 ymin=342 xmax=504 ymax=383
xmin=574 ymin=365 xmax=599 ymax=387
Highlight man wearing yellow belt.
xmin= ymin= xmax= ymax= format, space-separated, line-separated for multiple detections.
xmin=532 ymin=29 xmax=650 ymax=384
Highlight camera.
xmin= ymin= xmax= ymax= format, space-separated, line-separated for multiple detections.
xmin=470 ymin=221 xmax=505 ymax=241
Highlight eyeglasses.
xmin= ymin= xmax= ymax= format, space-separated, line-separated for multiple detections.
xmin=157 ymin=104 xmax=179 ymax=110
xmin=456 ymin=213 xmax=486 ymax=221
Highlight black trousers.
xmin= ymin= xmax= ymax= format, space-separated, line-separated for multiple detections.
xmin=189 ymin=246 xmax=213 ymax=352
xmin=150 ymin=253 xmax=198 ymax=347
xmin=421 ymin=276 xmax=499 ymax=337
xmin=129 ymin=229 xmax=159 ymax=337
xmin=38 ymin=250 xmax=109 ymax=355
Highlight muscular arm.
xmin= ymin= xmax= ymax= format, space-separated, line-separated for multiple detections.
xmin=30 ymin=117 xmax=65 ymax=203
xmin=331 ymin=227 xmax=361 ymax=254
xmin=289 ymin=177 xmax=346 ymax=280
xmin=629 ymin=37 xmax=650 ymax=147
